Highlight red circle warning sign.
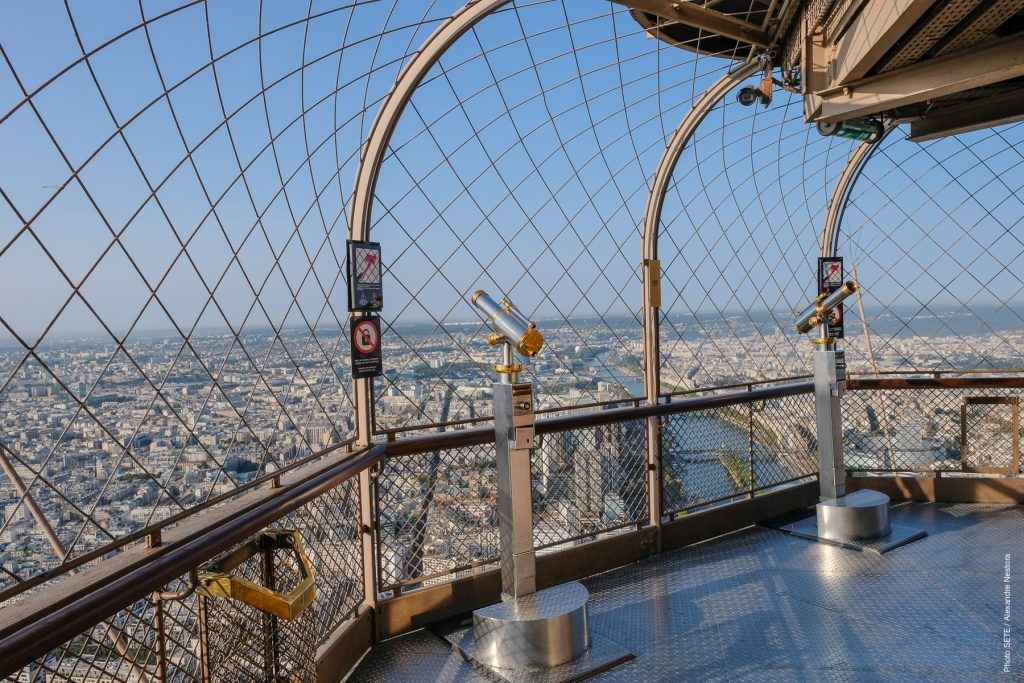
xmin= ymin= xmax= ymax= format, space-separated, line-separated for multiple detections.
xmin=352 ymin=319 xmax=380 ymax=354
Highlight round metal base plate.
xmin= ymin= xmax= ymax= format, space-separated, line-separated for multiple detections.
xmin=817 ymin=489 xmax=891 ymax=542
xmin=472 ymin=581 xmax=590 ymax=669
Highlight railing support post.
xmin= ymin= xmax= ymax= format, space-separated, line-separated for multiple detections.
xmin=154 ymin=596 xmax=168 ymax=682
xmin=358 ymin=465 xmax=380 ymax=634
xmin=198 ymin=595 xmax=212 ymax=683
xmin=748 ymin=385 xmax=755 ymax=499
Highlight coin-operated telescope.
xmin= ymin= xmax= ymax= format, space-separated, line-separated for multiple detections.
xmin=471 ymin=290 xmax=544 ymax=383
xmin=794 ymin=281 xmax=858 ymax=336
xmin=792 ymin=279 xmax=922 ymax=550
xmin=465 ymin=290 xmax=590 ymax=671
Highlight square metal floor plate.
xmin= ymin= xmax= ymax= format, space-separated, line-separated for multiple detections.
xmin=771 ymin=514 xmax=926 ymax=554
xmin=441 ymin=623 xmax=633 ymax=682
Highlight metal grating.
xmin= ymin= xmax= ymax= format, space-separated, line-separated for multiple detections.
xmin=844 ymin=386 xmax=1024 ymax=472
xmin=532 ymin=419 xmax=648 ymax=549
xmin=880 ymin=0 xmax=985 ymax=72
xmin=937 ymin=0 xmax=1024 ymax=55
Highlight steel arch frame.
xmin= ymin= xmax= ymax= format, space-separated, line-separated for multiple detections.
xmin=819 ymin=123 xmax=896 ymax=258
xmin=638 ymin=60 xmax=760 ymax=541
xmin=349 ymin=0 xmax=513 ymax=449
xmin=347 ymin=0 xmax=512 ymax=621
xmin=348 ymin=3 xmax=891 ymax=542
xmin=639 ymin=60 xmax=761 ymax=405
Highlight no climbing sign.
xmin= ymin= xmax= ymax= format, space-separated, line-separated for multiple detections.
xmin=350 ymin=316 xmax=383 ymax=379
xmin=818 ymin=257 xmax=845 ymax=340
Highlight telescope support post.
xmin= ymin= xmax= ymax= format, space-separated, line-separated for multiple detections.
xmin=813 ymin=340 xmax=846 ymax=499
xmin=470 ymin=381 xmax=591 ymax=670
xmin=812 ymin=333 xmax=894 ymax=544
xmin=784 ymin=281 xmax=923 ymax=551
xmin=493 ymin=382 xmax=536 ymax=600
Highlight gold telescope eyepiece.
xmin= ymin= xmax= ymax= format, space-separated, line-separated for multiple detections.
xmin=471 ymin=290 xmax=544 ymax=357
xmin=794 ymin=281 xmax=857 ymax=334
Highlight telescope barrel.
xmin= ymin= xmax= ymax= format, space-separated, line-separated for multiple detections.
xmin=471 ymin=290 xmax=544 ymax=357
xmin=794 ymin=281 xmax=858 ymax=334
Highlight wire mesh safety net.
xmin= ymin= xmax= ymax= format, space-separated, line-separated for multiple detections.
xmin=366 ymin=2 xmax=754 ymax=433
xmin=0 ymin=0 xmax=788 ymax=598
xmin=838 ymin=121 xmax=1024 ymax=374
xmin=0 ymin=0 xmax=466 ymax=596
xmin=2 ymin=0 xmax=1024 ymax=640
xmin=657 ymin=86 xmax=857 ymax=392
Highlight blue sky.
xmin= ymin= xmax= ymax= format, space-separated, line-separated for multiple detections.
xmin=1 ymin=0 xmax=1022 ymax=350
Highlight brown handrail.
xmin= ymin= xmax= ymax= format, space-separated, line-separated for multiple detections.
xmin=385 ymin=380 xmax=815 ymax=456
xmin=659 ymin=374 xmax=813 ymax=398
xmin=0 ymin=444 xmax=385 ymax=675
xmin=0 ymin=437 xmax=358 ymax=605
xmin=847 ymin=376 xmax=1024 ymax=390
xmin=374 ymin=394 xmax=645 ymax=437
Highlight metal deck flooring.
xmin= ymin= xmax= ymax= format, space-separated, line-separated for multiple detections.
xmin=351 ymin=502 xmax=1024 ymax=682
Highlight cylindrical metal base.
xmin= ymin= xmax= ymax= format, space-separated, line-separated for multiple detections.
xmin=817 ymin=489 xmax=891 ymax=542
xmin=472 ymin=581 xmax=590 ymax=669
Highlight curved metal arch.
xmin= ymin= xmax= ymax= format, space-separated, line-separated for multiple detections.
xmin=819 ymin=123 xmax=897 ymax=258
xmin=347 ymin=0 xmax=511 ymax=450
xmin=638 ymin=61 xmax=759 ymax=542
xmin=350 ymin=0 xmax=512 ymax=243
xmin=346 ymin=2 xmax=512 ymax=605
xmin=640 ymin=60 xmax=760 ymax=405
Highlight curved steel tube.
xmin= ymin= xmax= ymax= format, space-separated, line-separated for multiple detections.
xmin=348 ymin=0 xmax=511 ymax=449
xmin=640 ymin=60 xmax=761 ymax=405
xmin=819 ymin=123 xmax=896 ymax=257
xmin=638 ymin=60 xmax=759 ymax=540
xmin=350 ymin=0 xmax=512 ymax=243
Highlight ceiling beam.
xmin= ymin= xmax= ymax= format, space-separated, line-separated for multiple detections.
xmin=815 ymin=34 xmax=1024 ymax=123
xmin=829 ymin=0 xmax=937 ymax=84
xmin=612 ymin=0 xmax=773 ymax=48
xmin=909 ymin=89 xmax=1024 ymax=141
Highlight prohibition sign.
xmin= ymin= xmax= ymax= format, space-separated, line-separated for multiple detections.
xmin=353 ymin=319 xmax=380 ymax=354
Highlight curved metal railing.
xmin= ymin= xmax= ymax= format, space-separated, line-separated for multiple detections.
xmin=4 ymin=373 xmax=1024 ymax=679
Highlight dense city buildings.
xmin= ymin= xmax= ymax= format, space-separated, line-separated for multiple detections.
xmin=1 ymin=305 xmax=1020 ymax=591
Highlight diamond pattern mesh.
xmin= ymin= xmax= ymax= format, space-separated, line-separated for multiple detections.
xmin=5 ymin=0 xmax=1024 ymax=677
xmin=657 ymin=86 xmax=857 ymax=391
xmin=9 ymin=572 xmax=202 ymax=682
xmin=365 ymin=2 xmax=745 ymax=433
xmin=375 ymin=416 xmax=650 ymax=593
xmin=661 ymin=389 xmax=816 ymax=517
xmin=839 ymin=122 xmax=1024 ymax=374
xmin=375 ymin=442 xmax=500 ymax=592
xmin=8 ymin=474 xmax=362 ymax=682
xmin=0 ymin=0 xmax=465 ymax=593
xmin=532 ymin=419 xmax=648 ymax=549
xmin=844 ymin=384 xmax=1024 ymax=473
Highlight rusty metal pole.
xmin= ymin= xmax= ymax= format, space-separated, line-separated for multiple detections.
xmin=154 ymin=597 xmax=168 ymax=682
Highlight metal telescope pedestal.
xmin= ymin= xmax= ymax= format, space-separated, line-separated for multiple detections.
xmin=780 ymin=346 xmax=925 ymax=553
xmin=464 ymin=380 xmax=593 ymax=672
